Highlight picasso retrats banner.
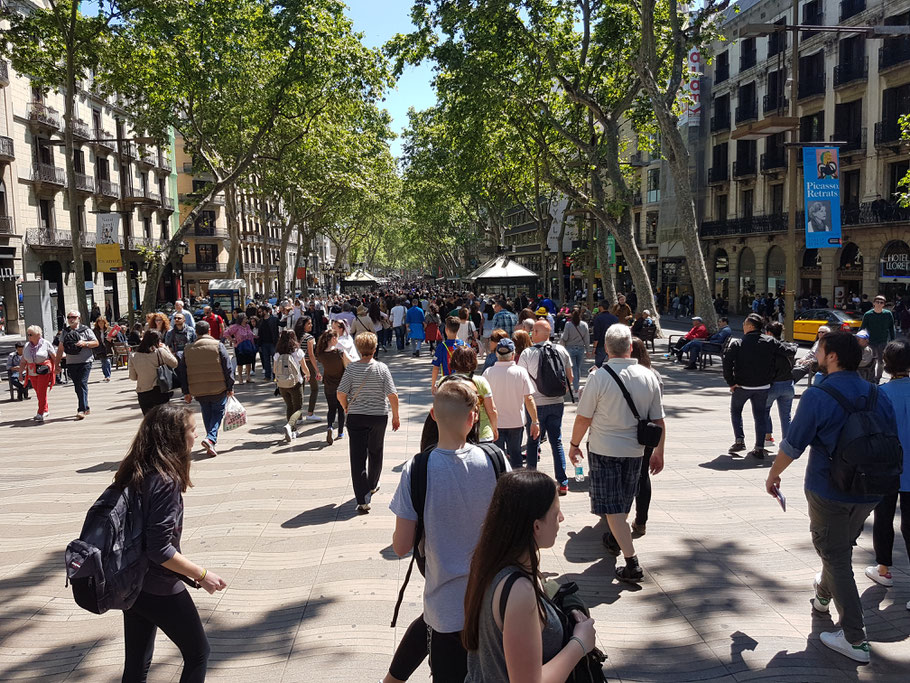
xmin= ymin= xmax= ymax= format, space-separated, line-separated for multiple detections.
xmin=803 ymin=147 xmax=842 ymax=249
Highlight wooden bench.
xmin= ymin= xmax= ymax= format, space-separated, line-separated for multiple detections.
xmin=697 ymin=341 xmax=725 ymax=370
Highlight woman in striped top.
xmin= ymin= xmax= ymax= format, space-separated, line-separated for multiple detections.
xmin=337 ymin=331 xmax=400 ymax=514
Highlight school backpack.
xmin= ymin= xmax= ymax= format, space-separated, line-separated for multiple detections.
xmin=816 ymin=383 xmax=903 ymax=496
xmin=534 ymin=342 xmax=573 ymax=399
xmin=390 ymin=441 xmax=507 ymax=627
xmin=64 ymin=484 xmax=148 ymax=614
xmin=275 ymin=353 xmax=302 ymax=388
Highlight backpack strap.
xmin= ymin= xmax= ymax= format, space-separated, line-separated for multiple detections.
xmin=498 ymin=571 xmax=530 ymax=622
xmin=390 ymin=446 xmax=433 ymax=627
xmin=815 ymin=383 xmax=859 ymax=415
xmin=476 ymin=441 xmax=507 ymax=479
xmin=602 ymin=364 xmax=643 ymax=420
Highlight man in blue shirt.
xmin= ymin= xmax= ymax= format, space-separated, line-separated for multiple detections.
xmin=765 ymin=330 xmax=897 ymax=664
xmin=491 ymin=300 xmax=517 ymax=337
xmin=590 ymin=301 xmax=619 ymax=368
xmin=681 ymin=317 xmax=733 ymax=370
xmin=406 ymin=299 xmax=426 ymax=357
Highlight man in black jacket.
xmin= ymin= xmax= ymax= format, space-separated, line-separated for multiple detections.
xmin=722 ymin=313 xmax=783 ymax=458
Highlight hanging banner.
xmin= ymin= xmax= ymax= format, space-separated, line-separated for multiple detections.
xmin=95 ymin=213 xmax=123 ymax=272
xmin=607 ymin=235 xmax=616 ymax=265
xmin=678 ymin=47 xmax=703 ymax=127
xmin=803 ymin=147 xmax=842 ymax=249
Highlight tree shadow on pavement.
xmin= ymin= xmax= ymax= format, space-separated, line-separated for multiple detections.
xmin=282 ymin=501 xmax=358 ymax=528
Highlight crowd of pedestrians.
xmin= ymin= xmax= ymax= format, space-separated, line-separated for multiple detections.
xmin=19 ymin=283 xmax=910 ymax=680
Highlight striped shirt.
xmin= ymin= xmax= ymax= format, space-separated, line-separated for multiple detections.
xmin=338 ymin=360 xmax=397 ymax=416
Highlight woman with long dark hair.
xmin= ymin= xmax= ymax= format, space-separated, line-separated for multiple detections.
xmin=115 ymin=403 xmax=227 ymax=682
xmin=463 ymin=469 xmax=595 ymax=681
xmin=129 ymin=330 xmax=178 ymax=415
xmin=315 ymin=329 xmax=349 ymax=444
xmin=92 ymin=316 xmax=114 ymax=382
xmin=274 ymin=330 xmax=310 ymax=443
xmin=292 ymin=316 xmax=322 ymax=421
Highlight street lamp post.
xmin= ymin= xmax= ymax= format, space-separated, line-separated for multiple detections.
xmin=176 ymin=240 xmax=189 ymax=302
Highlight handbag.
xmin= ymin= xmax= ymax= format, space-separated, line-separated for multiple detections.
xmin=155 ymin=349 xmax=176 ymax=393
xmin=602 ymin=364 xmax=662 ymax=448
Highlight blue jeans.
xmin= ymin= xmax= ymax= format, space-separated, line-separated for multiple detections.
xmin=496 ymin=427 xmax=525 ymax=469
xmin=765 ymin=380 xmax=794 ymax=439
xmin=566 ymin=346 xmax=585 ymax=393
xmin=410 ymin=338 xmax=423 ymax=354
xmin=526 ymin=402 xmax=567 ymax=485
xmin=198 ymin=395 xmax=227 ymax=444
xmin=394 ymin=325 xmax=406 ymax=350
xmin=100 ymin=357 xmax=112 ymax=379
xmin=730 ymin=387 xmax=769 ymax=449
xmin=67 ymin=362 xmax=92 ymax=412
xmin=259 ymin=342 xmax=276 ymax=379
xmin=679 ymin=340 xmax=702 ymax=363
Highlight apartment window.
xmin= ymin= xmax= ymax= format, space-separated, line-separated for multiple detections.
xmin=798 ymin=51 xmax=826 ymax=99
xmin=770 ymin=184 xmax=784 ymax=215
xmin=842 ymin=169 xmax=861 ymax=206
xmin=37 ymin=139 xmax=53 ymax=165
xmin=646 ymin=169 xmax=660 ymax=203
xmin=160 ymin=218 xmax=169 ymax=241
xmin=140 ymin=172 xmax=148 ymax=194
xmin=739 ymin=37 xmax=756 ymax=71
xmin=195 ymin=210 xmax=216 ymax=234
xmin=192 ymin=179 xmax=208 ymax=193
xmin=736 ymin=82 xmax=757 ymax=124
xmin=195 ymin=243 xmax=217 ymax=264
xmin=834 ymin=98 xmax=863 ymax=150
xmin=143 ymin=216 xmax=152 ymax=238
xmin=889 ymin=161 xmax=909 ymax=197
xmin=768 ymin=20 xmax=787 ymax=57
xmin=39 ymin=199 xmax=54 ymax=230
xmin=96 ymin=156 xmax=109 ymax=181
xmin=77 ymin=205 xmax=86 ymax=234
xmin=735 ymin=139 xmax=757 ymax=175
xmin=741 ymin=189 xmax=754 ymax=220
xmin=711 ymin=94 xmax=730 ymax=131
xmin=800 ymin=111 xmax=825 ymax=142
xmin=92 ymin=108 xmax=102 ymax=132
xmin=840 ymin=0 xmax=866 ymax=23
xmin=803 ymin=0 xmax=822 ymax=26
xmin=715 ymin=51 xmax=729 ymax=84
xmin=715 ymin=194 xmax=728 ymax=221
xmin=765 ymin=69 xmax=787 ymax=112
xmin=73 ymin=148 xmax=85 ymax=174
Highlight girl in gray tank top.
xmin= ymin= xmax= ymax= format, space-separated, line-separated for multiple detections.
xmin=462 ymin=470 xmax=597 ymax=681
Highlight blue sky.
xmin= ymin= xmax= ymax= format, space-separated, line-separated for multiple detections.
xmin=344 ymin=0 xmax=437 ymax=157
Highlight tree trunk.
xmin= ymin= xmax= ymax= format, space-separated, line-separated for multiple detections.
xmin=556 ymin=206 xmax=568 ymax=305
xmin=585 ymin=216 xmax=595 ymax=310
xmin=278 ymin=221 xmax=292 ymax=302
xmin=224 ymin=184 xmax=241 ymax=277
xmin=594 ymin=220 xmax=616 ymax=305
xmin=63 ymin=9 xmax=89 ymax=322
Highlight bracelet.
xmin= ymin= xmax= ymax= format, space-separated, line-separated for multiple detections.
xmin=570 ymin=442 xmax=580 ymax=448
xmin=570 ymin=635 xmax=587 ymax=656
xmin=197 ymin=568 xmax=207 ymax=582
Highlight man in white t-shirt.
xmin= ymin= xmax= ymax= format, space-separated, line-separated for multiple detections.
xmin=518 ymin=320 xmax=574 ymax=494
xmin=569 ymin=323 xmax=665 ymax=584
xmin=390 ymin=299 xmax=407 ymax=351
xmin=483 ymin=338 xmax=539 ymax=467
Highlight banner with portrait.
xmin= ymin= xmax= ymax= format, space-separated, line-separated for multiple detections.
xmin=803 ymin=147 xmax=842 ymax=249
xmin=95 ymin=212 xmax=123 ymax=272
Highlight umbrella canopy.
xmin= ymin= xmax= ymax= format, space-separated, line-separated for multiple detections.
xmin=465 ymin=256 xmax=538 ymax=284
xmin=342 ymin=268 xmax=379 ymax=284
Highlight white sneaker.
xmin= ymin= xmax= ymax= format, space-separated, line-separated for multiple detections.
xmin=764 ymin=437 xmax=776 ymax=448
xmin=282 ymin=424 xmax=293 ymax=443
xmin=201 ymin=438 xmax=217 ymax=457
xmin=864 ymin=566 xmax=893 ymax=587
xmin=75 ymin=411 xmax=85 ymax=420
xmin=305 ymin=414 xmax=322 ymax=422
xmin=812 ymin=572 xmax=831 ymax=613
xmin=819 ymin=630 xmax=870 ymax=663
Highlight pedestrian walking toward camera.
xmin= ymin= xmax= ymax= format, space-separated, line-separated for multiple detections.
xmin=273 ymin=330 xmax=311 ymax=443
xmin=116 ymin=403 xmax=227 ymax=682
xmin=406 ymin=299 xmax=426 ymax=357
xmin=865 ymin=339 xmax=910 ymax=600
xmin=21 ymin=326 xmax=55 ymax=421
xmin=337 ymin=332 xmax=400 ymax=514
xmin=56 ymin=310 xmax=99 ymax=420
xmin=861 ymin=295 xmax=896 ymax=384
xmin=463 ymin=470 xmax=597 ymax=682
xmin=569 ymin=324 xmax=665 ymax=583
xmin=765 ymin=330 xmax=902 ymax=664
xmin=519 ymin=320 xmax=574 ymax=495
xmin=165 ymin=312 xmax=197 ymax=355
xmin=561 ymin=307 xmax=589 ymax=394
xmin=723 ymin=313 xmax=783 ymax=458
xmin=388 ymin=380 xmax=509 ymax=682
xmin=176 ymin=320 xmax=235 ymax=457
xmin=92 ymin=317 xmax=114 ymax=382
xmin=224 ymin=314 xmax=256 ymax=384
xmin=129 ymin=330 xmax=178 ymax=415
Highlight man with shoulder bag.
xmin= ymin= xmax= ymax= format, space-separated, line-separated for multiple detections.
xmin=56 ymin=310 xmax=99 ymax=420
xmin=765 ymin=330 xmax=902 ymax=664
xmin=569 ymin=323 xmax=666 ymax=583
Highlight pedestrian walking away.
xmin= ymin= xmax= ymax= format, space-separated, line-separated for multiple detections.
xmin=129 ymin=330 xmax=179 ymax=415
xmin=115 ymin=403 xmax=227 ymax=682
xmin=273 ymin=330 xmax=311 ymax=443
xmin=483 ymin=338 xmax=539 ymax=468
xmin=316 ymin=330 xmax=350 ymax=444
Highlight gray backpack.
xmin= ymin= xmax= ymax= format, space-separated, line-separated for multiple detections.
xmin=275 ymin=353 xmax=302 ymax=388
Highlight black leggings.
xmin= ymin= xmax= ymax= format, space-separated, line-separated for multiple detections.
xmin=388 ymin=614 xmax=428 ymax=680
xmin=872 ymin=491 xmax=910 ymax=567
xmin=122 ymin=589 xmax=210 ymax=683
xmin=635 ymin=447 xmax=653 ymax=526
xmin=325 ymin=382 xmax=345 ymax=432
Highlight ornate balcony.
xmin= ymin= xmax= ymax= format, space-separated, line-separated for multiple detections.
xmin=138 ymin=148 xmax=157 ymax=167
xmin=29 ymin=163 xmax=66 ymax=189
xmin=700 ymin=213 xmax=788 ymax=238
xmin=184 ymin=261 xmax=228 ymax=273
xmin=70 ymin=119 xmax=91 ymax=141
xmin=710 ymin=113 xmax=730 ymax=132
xmin=73 ymin=172 xmax=95 ymax=194
xmin=95 ymin=179 xmax=120 ymax=200
xmin=834 ymin=58 xmax=868 ymax=87
xmin=0 ymin=216 xmax=13 ymax=235
xmin=144 ymin=189 xmax=161 ymax=205
xmin=26 ymin=229 xmax=98 ymax=248
xmin=0 ymin=135 xmax=13 ymax=163
xmin=842 ymin=199 xmax=910 ymax=225
xmin=119 ymin=140 xmax=136 ymax=160
xmin=798 ymin=76 xmax=826 ymax=101
xmin=157 ymin=153 xmax=172 ymax=173
xmin=91 ymin=129 xmax=116 ymax=153
xmin=834 ymin=128 xmax=866 ymax=154
xmin=735 ymin=101 xmax=758 ymax=125
xmin=121 ymin=183 xmax=146 ymax=203
xmin=880 ymin=38 xmax=910 ymax=72
xmin=192 ymin=225 xmax=229 ymax=238
xmin=874 ymin=119 xmax=903 ymax=147
xmin=160 ymin=196 xmax=175 ymax=213
xmin=762 ymin=93 xmax=788 ymax=114
xmin=732 ymin=159 xmax=757 ymax=178
xmin=27 ymin=102 xmax=61 ymax=132
xmin=708 ymin=165 xmax=729 ymax=184
xmin=760 ymin=152 xmax=786 ymax=173
xmin=126 ymin=235 xmax=165 ymax=250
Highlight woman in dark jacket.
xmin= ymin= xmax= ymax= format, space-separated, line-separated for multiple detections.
xmin=92 ymin=316 xmax=115 ymax=381
xmin=114 ymin=403 xmax=227 ymax=682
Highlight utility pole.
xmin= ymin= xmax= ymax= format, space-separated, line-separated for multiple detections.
xmin=783 ymin=0 xmax=800 ymax=342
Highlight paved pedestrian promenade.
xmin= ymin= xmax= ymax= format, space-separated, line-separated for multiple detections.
xmin=1 ymin=345 xmax=908 ymax=682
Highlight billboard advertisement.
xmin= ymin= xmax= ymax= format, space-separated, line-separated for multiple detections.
xmin=803 ymin=147 xmax=842 ymax=249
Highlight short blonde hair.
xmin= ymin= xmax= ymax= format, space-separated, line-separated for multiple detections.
xmin=26 ymin=325 xmax=43 ymax=338
xmin=354 ymin=331 xmax=378 ymax=355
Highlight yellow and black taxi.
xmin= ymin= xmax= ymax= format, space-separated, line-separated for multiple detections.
xmin=793 ymin=308 xmax=863 ymax=342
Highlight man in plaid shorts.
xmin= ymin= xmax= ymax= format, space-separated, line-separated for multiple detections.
xmin=568 ymin=323 xmax=666 ymax=582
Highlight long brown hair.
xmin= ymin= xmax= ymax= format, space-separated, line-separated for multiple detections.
xmin=462 ymin=470 xmax=557 ymax=651
xmin=631 ymin=337 xmax=652 ymax=368
xmin=114 ymin=403 xmax=194 ymax=492
xmin=315 ymin=329 xmax=337 ymax=356
xmin=512 ymin=329 xmax=531 ymax=358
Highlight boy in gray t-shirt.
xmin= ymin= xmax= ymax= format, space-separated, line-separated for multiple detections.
xmin=389 ymin=380 xmax=509 ymax=683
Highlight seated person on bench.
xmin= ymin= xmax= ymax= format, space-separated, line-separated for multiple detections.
xmin=7 ymin=342 xmax=29 ymax=400
xmin=681 ymin=317 xmax=733 ymax=370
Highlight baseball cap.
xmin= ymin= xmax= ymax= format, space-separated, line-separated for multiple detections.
xmin=496 ymin=338 xmax=516 ymax=355
xmin=856 ymin=329 xmax=870 ymax=339
xmin=692 ymin=316 xmax=703 ymax=321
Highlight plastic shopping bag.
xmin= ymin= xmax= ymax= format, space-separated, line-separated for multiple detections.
xmin=223 ymin=396 xmax=247 ymax=432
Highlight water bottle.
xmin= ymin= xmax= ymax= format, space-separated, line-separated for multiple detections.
xmin=574 ymin=463 xmax=585 ymax=482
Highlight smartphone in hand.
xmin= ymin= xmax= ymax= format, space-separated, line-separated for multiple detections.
xmin=771 ymin=485 xmax=786 ymax=512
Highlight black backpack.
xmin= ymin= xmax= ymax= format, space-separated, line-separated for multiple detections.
xmin=62 ymin=326 xmax=87 ymax=355
xmin=390 ymin=441 xmax=507 ymax=627
xmin=64 ymin=484 xmax=148 ymax=614
xmin=816 ymin=383 xmax=903 ymax=496
xmin=534 ymin=343 xmax=573 ymax=400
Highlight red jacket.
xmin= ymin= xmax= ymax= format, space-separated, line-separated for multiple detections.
xmin=683 ymin=323 xmax=709 ymax=341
